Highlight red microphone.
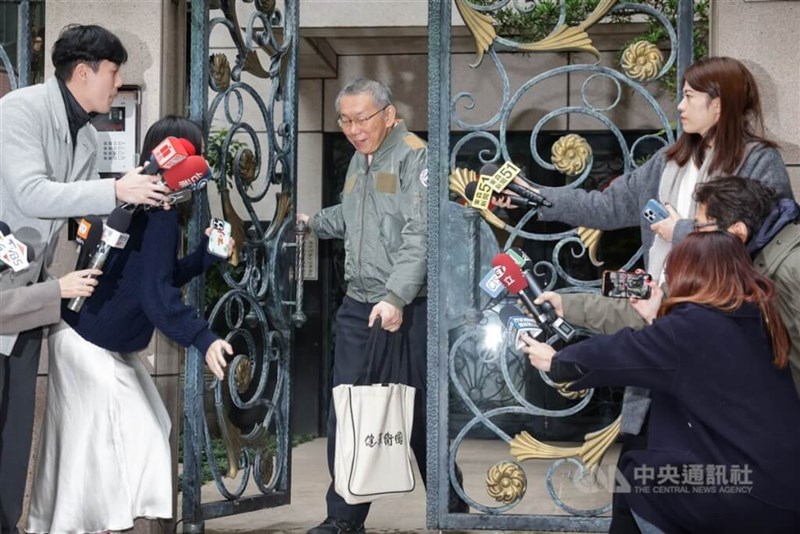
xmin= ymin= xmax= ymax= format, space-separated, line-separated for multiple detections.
xmin=162 ymin=155 xmax=211 ymax=192
xmin=491 ymin=253 xmax=528 ymax=294
xmin=492 ymin=252 xmax=576 ymax=342
xmin=143 ymin=136 xmax=196 ymax=174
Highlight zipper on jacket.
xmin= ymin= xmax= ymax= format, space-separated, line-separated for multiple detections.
xmin=356 ymin=154 xmax=370 ymax=303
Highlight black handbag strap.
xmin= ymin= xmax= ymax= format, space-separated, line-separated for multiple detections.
xmin=355 ymin=317 xmax=409 ymax=386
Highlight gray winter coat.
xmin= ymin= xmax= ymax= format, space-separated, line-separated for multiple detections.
xmin=0 ymin=78 xmax=117 ymax=353
xmin=310 ymin=121 xmax=427 ymax=308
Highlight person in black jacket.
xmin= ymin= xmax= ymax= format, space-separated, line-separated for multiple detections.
xmin=26 ymin=116 xmax=231 ymax=534
xmin=523 ymin=231 xmax=800 ymax=533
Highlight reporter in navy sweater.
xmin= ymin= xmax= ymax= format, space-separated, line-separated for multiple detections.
xmin=523 ymin=232 xmax=800 ymax=533
xmin=27 ymin=116 xmax=232 ymax=534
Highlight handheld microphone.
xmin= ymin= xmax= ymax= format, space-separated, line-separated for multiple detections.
xmin=504 ymin=247 xmax=558 ymax=321
xmin=492 ymin=252 xmax=576 ymax=342
xmin=143 ymin=136 xmax=196 ymax=175
xmin=0 ymin=221 xmax=34 ymax=274
xmin=465 ymin=181 xmax=539 ymax=210
xmin=479 ymin=163 xmax=553 ymax=208
xmin=499 ymin=304 xmax=542 ymax=351
xmin=121 ymin=154 xmax=211 ymax=212
xmin=161 ymin=155 xmax=211 ymax=192
xmin=67 ymin=207 xmax=133 ymax=312
xmin=74 ymin=215 xmax=104 ymax=270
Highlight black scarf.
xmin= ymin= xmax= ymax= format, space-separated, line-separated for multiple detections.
xmin=56 ymin=78 xmax=95 ymax=150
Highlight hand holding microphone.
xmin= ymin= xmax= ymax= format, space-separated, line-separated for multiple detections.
xmin=58 ymin=269 xmax=102 ymax=299
xmin=479 ymin=163 xmax=553 ymax=209
xmin=67 ymin=207 xmax=133 ymax=313
xmin=118 ymin=137 xmax=204 ymax=211
xmin=491 ymin=251 xmax=576 ymax=342
xmin=115 ymin=167 xmax=170 ymax=208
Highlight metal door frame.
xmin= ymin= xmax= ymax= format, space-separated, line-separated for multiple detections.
xmin=427 ymin=0 xmax=695 ymax=529
xmin=183 ymin=0 xmax=301 ymax=530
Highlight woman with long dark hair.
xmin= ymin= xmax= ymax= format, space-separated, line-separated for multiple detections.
xmin=503 ymin=55 xmax=795 ymax=532
xmin=27 ymin=116 xmax=231 ymax=533
xmin=523 ymin=232 xmax=800 ymax=533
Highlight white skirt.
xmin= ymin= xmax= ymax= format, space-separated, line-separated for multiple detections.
xmin=26 ymin=321 xmax=172 ymax=534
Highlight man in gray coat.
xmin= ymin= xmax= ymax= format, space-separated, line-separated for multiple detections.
xmin=0 ymin=24 xmax=168 ymax=532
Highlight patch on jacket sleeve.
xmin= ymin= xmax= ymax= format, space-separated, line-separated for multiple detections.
xmin=344 ymin=174 xmax=357 ymax=194
xmin=375 ymin=172 xmax=397 ymax=193
xmin=403 ymin=134 xmax=426 ymax=150
xmin=418 ymin=168 xmax=428 ymax=188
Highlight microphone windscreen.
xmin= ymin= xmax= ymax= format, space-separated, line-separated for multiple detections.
xmin=479 ymin=163 xmax=500 ymax=176
xmin=162 ymin=155 xmax=211 ymax=192
xmin=106 ymin=207 xmax=134 ymax=233
xmin=176 ymin=137 xmax=197 ymax=156
xmin=0 ymin=221 xmax=10 ymax=235
xmin=491 ymin=253 xmax=528 ymax=294
xmin=464 ymin=181 xmax=477 ymax=201
xmin=499 ymin=304 xmax=521 ymax=325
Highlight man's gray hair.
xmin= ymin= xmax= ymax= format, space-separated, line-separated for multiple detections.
xmin=335 ymin=78 xmax=393 ymax=113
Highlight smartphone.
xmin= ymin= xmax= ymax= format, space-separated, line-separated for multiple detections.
xmin=601 ymin=270 xmax=652 ymax=299
xmin=207 ymin=218 xmax=232 ymax=258
xmin=642 ymin=198 xmax=670 ymax=224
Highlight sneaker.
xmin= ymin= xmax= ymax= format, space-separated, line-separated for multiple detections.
xmin=307 ymin=518 xmax=366 ymax=534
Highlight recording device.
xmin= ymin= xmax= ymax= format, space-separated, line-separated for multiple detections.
xmin=479 ymin=163 xmax=553 ymax=208
xmin=642 ymin=198 xmax=670 ymax=224
xmin=74 ymin=215 xmax=104 ymax=270
xmin=601 ymin=270 xmax=652 ymax=299
xmin=499 ymin=304 xmax=542 ymax=351
xmin=492 ymin=252 xmax=576 ymax=342
xmin=207 ymin=218 xmax=232 ymax=258
xmin=143 ymin=136 xmax=196 ymax=175
xmin=67 ymin=207 xmax=133 ymax=313
xmin=0 ymin=221 xmax=33 ymax=274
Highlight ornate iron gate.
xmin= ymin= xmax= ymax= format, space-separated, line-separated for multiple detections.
xmin=427 ymin=0 xmax=695 ymax=529
xmin=183 ymin=0 xmax=301 ymax=530
xmin=0 ymin=0 xmax=41 ymax=92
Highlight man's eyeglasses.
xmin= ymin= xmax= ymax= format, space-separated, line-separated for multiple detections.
xmin=693 ymin=221 xmax=721 ymax=232
xmin=337 ymin=105 xmax=389 ymax=129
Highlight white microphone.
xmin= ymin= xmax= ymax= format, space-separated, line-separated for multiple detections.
xmin=0 ymin=221 xmax=33 ymax=274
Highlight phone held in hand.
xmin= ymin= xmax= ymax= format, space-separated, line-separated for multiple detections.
xmin=601 ymin=270 xmax=652 ymax=299
xmin=642 ymin=198 xmax=670 ymax=224
xmin=207 ymin=218 xmax=232 ymax=258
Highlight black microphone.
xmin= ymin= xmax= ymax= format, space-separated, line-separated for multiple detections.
xmin=479 ymin=163 xmax=553 ymax=208
xmin=67 ymin=207 xmax=133 ymax=312
xmin=74 ymin=215 xmax=104 ymax=270
xmin=494 ymin=250 xmax=577 ymax=342
xmin=464 ymin=181 xmax=541 ymax=210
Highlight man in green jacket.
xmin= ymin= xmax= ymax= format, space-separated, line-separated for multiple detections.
xmin=300 ymin=79 xmax=436 ymax=534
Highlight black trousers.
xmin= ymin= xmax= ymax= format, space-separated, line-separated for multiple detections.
xmin=325 ymin=296 xmax=428 ymax=525
xmin=0 ymin=328 xmax=42 ymax=534
xmin=610 ymin=415 xmax=650 ymax=534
